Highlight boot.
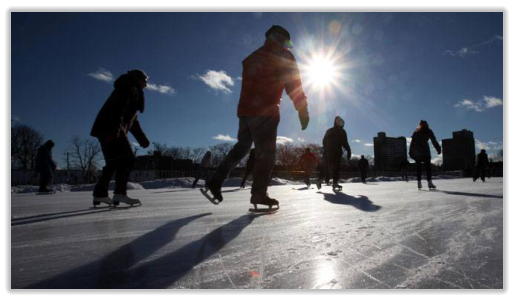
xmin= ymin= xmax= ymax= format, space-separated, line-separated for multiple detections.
xmin=113 ymin=194 xmax=141 ymax=206
xmin=428 ymin=180 xmax=436 ymax=189
xmin=316 ymin=178 xmax=322 ymax=190
xmin=250 ymin=194 xmax=279 ymax=209
xmin=93 ymin=196 xmax=113 ymax=207
xmin=206 ymin=180 xmax=223 ymax=202
xmin=417 ymin=181 xmax=422 ymax=190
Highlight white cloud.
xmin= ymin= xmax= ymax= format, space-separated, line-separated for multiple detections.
xmin=454 ymin=96 xmax=502 ymax=113
xmin=483 ymin=96 xmax=503 ymax=108
xmin=364 ymin=143 xmax=374 ymax=147
xmin=146 ymin=83 xmax=175 ymax=95
xmin=297 ymin=137 xmax=306 ymax=143
xmin=352 ymin=139 xmax=362 ymax=143
xmin=475 ymin=140 xmax=503 ymax=151
xmin=196 ymin=70 xmax=234 ymax=94
xmin=88 ymin=67 xmax=113 ymax=82
xmin=443 ymin=35 xmax=502 ymax=58
xmin=213 ymin=134 xmax=236 ymax=142
xmin=277 ymin=136 xmax=294 ymax=145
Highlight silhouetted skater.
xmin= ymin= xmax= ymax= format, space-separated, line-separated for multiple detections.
xmin=399 ymin=159 xmax=410 ymax=182
xmin=409 ymin=120 xmax=441 ymax=190
xmin=240 ymin=149 xmax=255 ymax=189
xmin=192 ymin=151 xmax=212 ymax=189
xmin=473 ymin=149 xmax=490 ymax=182
xmin=35 ymin=140 xmax=57 ymax=194
xmin=358 ymin=155 xmax=369 ymax=183
xmin=91 ymin=70 xmax=151 ymax=207
xmin=203 ymin=25 xmax=309 ymax=209
xmin=317 ymin=116 xmax=352 ymax=191
xmin=298 ymin=148 xmax=318 ymax=187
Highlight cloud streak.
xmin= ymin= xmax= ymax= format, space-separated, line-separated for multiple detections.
xmin=146 ymin=83 xmax=175 ymax=95
xmin=88 ymin=67 xmax=113 ymax=82
xmin=443 ymin=35 xmax=502 ymax=58
xmin=195 ymin=70 xmax=234 ymax=94
xmin=213 ymin=134 xmax=236 ymax=142
xmin=277 ymin=136 xmax=294 ymax=145
xmin=454 ymin=96 xmax=502 ymax=112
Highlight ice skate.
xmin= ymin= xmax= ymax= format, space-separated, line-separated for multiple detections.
xmin=113 ymin=194 xmax=141 ymax=207
xmin=93 ymin=196 xmax=113 ymax=208
xmin=249 ymin=194 xmax=279 ymax=211
xmin=36 ymin=189 xmax=56 ymax=195
xmin=200 ymin=180 xmax=223 ymax=205
xmin=418 ymin=181 xmax=422 ymax=190
xmin=332 ymin=184 xmax=342 ymax=192
xmin=428 ymin=180 xmax=436 ymax=190
xmin=316 ymin=179 xmax=322 ymax=190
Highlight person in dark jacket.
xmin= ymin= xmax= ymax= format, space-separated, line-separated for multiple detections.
xmin=298 ymin=148 xmax=319 ymax=187
xmin=192 ymin=151 xmax=212 ymax=189
xmin=358 ymin=155 xmax=369 ymax=183
xmin=473 ymin=149 xmax=490 ymax=182
xmin=317 ymin=116 xmax=352 ymax=191
xmin=35 ymin=140 xmax=57 ymax=193
xmin=205 ymin=25 xmax=309 ymax=209
xmin=240 ymin=148 xmax=255 ymax=189
xmin=91 ymin=70 xmax=151 ymax=207
xmin=409 ymin=120 xmax=441 ymax=189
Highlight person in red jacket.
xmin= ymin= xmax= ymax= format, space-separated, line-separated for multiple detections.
xmin=204 ymin=25 xmax=309 ymax=209
xmin=298 ymin=148 xmax=318 ymax=187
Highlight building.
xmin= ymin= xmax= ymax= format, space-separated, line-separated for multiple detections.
xmin=373 ymin=132 xmax=408 ymax=171
xmin=442 ymin=129 xmax=475 ymax=174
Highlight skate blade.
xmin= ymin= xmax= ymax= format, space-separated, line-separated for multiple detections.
xmin=200 ymin=188 xmax=220 ymax=205
xmin=249 ymin=207 xmax=279 ymax=213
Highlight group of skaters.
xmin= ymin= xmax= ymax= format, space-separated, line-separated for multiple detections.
xmin=31 ymin=25 xmax=492 ymax=208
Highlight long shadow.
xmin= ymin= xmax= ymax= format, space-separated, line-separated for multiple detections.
xmin=437 ymin=190 xmax=503 ymax=199
xmin=319 ymin=192 xmax=381 ymax=212
xmin=11 ymin=208 xmax=115 ymax=226
xmin=27 ymin=213 xmax=212 ymax=288
xmin=222 ymin=187 xmax=244 ymax=193
xmin=118 ymin=213 xmax=262 ymax=288
xmin=12 ymin=209 xmax=102 ymax=222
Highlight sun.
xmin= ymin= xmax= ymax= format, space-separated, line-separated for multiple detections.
xmin=304 ymin=54 xmax=339 ymax=90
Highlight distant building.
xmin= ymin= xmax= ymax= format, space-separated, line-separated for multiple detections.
xmin=373 ymin=132 xmax=408 ymax=171
xmin=442 ymin=129 xmax=475 ymax=174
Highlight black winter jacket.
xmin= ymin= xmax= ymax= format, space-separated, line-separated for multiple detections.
xmin=409 ymin=128 xmax=441 ymax=161
xmin=322 ymin=118 xmax=351 ymax=162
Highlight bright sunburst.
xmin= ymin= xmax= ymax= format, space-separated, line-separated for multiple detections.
xmin=305 ymin=55 xmax=338 ymax=89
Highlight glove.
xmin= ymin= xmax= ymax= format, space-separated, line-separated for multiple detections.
xmin=139 ymin=136 xmax=151 ymax=148
xmin=298 ymin=107 xmax=309 ymax=130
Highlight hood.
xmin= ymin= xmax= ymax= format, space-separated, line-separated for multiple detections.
xmin=114 ymin=73 xmax=145 ymax=113
xmin=334 ymin=116 xmax=344 ymax=128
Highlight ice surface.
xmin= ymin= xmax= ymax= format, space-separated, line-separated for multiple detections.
xmin=11 ymin=178 xmax=503 ymax=289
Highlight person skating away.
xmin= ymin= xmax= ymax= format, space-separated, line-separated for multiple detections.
xmin=203 ymin=25 xmax=309 ymax=209
xmin=192 ymin=151 xmax=212 ymax=189
xmin=240 ymin=148 xmax=255 ymax=189
xmin=298 ymin=148 xmax=319 ymax=187
xmin=358 ymin=155 xmax=369 ymax=184
xmin=35 ymin=140 xmax=57 ymax=194
xmin=473 ymin=149 xmax=490 ymax=182
xmin=90 ymin=70 xmax=151 ymax=207
xmin=399 ymin=159 xmax=410 ymax=182
xmin=408 ymin=120 xmax=441 ymax=190
xmin=317 ymin=116 xmax=352 ymax=191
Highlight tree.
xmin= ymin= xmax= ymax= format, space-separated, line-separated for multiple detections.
xmin=11 ymin=124 xmax=44 ymax=170
xmin=68 ymin=136 xmax=102 ymax=183
xmin=209 ymin=143 xmax=233 ymax=167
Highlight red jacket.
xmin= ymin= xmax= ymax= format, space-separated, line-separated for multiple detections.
xmin=299 ymin=152 xmax=318 ymax=172
xmin=237 ymin=40 xmax=307 ymax=118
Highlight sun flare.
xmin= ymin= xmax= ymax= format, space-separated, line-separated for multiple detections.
xmin=304 ymin=55 xmax=339 ymax=90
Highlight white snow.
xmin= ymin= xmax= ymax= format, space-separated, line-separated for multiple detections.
xmin=11 ymin=177 xmax=503 ymax=289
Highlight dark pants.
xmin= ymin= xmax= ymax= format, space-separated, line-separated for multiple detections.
xmin=360 ymin=169 xmax=367 ymax=182
xmin=38 ymin=173 xmax=52 ymax=192
xmin=240 ymin=165 xmax=253 ymax=188
xmin=211 ymin=116 xmax=279 ymax=196
xmin=303 ymin=171 xmax=312 ymax=186
xmin=415 ymin=159 xmax=432 ymax=182
xmin=192 ymin=167 xmax=210 ymax=188
xmin=319 ymin=154 xmax=341 ymax=186
xmin=93 ymin=135 xmax=135 ymax=197
xmin=474 ymin=167 xmax=487 ymax=182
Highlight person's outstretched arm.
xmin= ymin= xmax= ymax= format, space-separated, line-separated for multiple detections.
xmin=429 ymin=130 xmax=442 ymax=154
xmin=129 ymin=116 xmax=150 ymax=148
xmin=283 ymin=52 xmax=309 ymax=130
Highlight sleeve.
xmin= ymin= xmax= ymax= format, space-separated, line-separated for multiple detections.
xmin=342 ymin=130 xmax=352 ymax=156
xmin=430 ymin=130 xmax=441 ymax=153
xmin=283 ymin=52 xmax=308 ymax=111
xmin=129 ymin=116 xmax=150 ymax=148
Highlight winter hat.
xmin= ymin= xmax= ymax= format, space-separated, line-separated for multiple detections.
xmin=265 ymin=25 xmax=293 ymax=48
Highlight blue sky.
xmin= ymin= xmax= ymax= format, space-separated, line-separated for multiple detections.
xmin=11 ymin=12 xmax=503 ymax=166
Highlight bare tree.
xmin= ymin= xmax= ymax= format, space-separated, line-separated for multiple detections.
xmin=69 ymin=136 xmax=102 ymax=183
xmin=209 ymin=143 xmax=233 ymax=167
xmin=11 ymin=124 xmax=44 ymax=170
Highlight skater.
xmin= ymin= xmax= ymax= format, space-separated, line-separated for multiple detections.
xmin=358 ymin=155 xmax=369 ymax=183
xmin=473 ymin=149 xmax=490 ymax=182
xmin=399 ymin=158 xmax=410 ymax=182
xmin=240 ymin=148 xmax=255 ymax=189
xmin=192 ymin=151 xmax=212 ymax=189
xmin=298 ymin=148 xmax=318 ymax=187
xmin=90 ymin=70 xmax=151 ymax=207
xmin=317 ymin=116 xmax=352 ymax=191
xmin=34 ymin=140 xmax=57 ymax=194
xmin=408 ymin=120 xmax=441 ymax=190
xmin=203 ymin=25 xmax=309 ymax=209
